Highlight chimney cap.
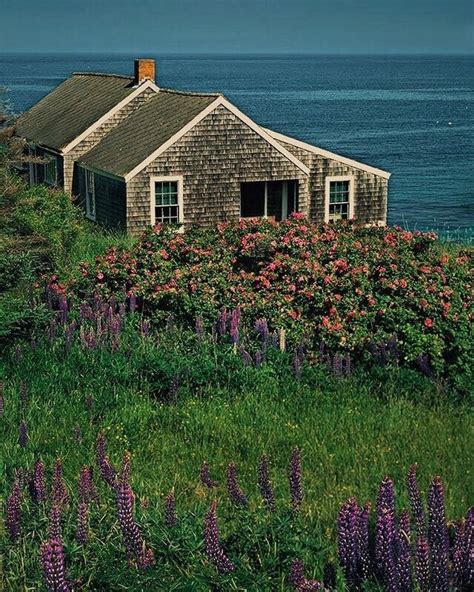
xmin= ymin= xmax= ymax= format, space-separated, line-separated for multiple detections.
xmin=134 ymin=58 xmax=156 ymax=85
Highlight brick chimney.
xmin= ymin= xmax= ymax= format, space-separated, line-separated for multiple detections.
xmin=134 ymin=59 xmax=155 ymax=85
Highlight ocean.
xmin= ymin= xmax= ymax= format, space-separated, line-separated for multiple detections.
xmin=0 ymin=53 xmax=472 ymax=235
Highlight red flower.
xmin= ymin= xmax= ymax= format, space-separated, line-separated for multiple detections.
xmin=424 ymin=318 xmax=434 ymax=328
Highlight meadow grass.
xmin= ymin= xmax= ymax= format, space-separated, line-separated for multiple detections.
xmin=1 ymin=328 xmax=472 ymax=589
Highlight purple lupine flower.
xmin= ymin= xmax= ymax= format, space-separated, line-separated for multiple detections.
xmin=164 ymin=490 xmax=177 ymax=527
xmin=195 ymin=315 xmax=204 ymax=337
xmin=118 ymin=302 xmax=126 ymax=318
xmin=18 ymin=420 xmax=28 ymax=448
xmin=406 ymin=464 xmax=425 ymax=536
xmin=20 ymin=382 xmax=28 ymax=407
xmin=289 ymin=558 xmax=305 ymax=588
xmin=48 ymin=504 xmax=62 ymax=540
xmin=15 ymin=467 xmax=27 ymax=490
xmin=254 ymin=350 xmax=264 ymax=366
xmin=96 ymin=432 xmax=117 ymax=487
xmin=255 ymin=318 xmax=269 ymax=345
xmin=229 ymin=306 xmax=241 ymax=344
xmin=288 ymin=558 xmax=322 ymax=591
xmin=292 ymin=349 xmax=302 ymax=379
xmin=6 ymin=478 xmax=21 ymax=541
xmin=203 ymin=500 xmax=235 ymax=574
xmin=452 ymin=520 xmax=464 ymax=589
xmin=239 ymin=348 xmax=253 ymax=366
xmin=359 ymin=502 xmax=371 ymax=582
xmin=463 ymin=507 xmax=474 ymax=588
xmin=76 ymin=502 xmax=89 ymax=545
xmin=217 ymin=308 xmax=228 ymax=336
xmin=338 ymin=498 xmax=361 ymax=586
xmin=40 ymin=538 xmax=70 ymax=592
xmin=415 ymin=536 xmax=430 ymax=592
xmin=396 ymin=510 xmax=413 ymax=592
xmin=200 ymin=461 xmax=218 ymax=489
xmin=257 ymin=454 xmax=276 ymax=512
xmin=288 ymin=447 xmax=303 ymax=513
xmin=0 ymin=393 xmax=4 ymax=417
xmin=226 ymin=461 xmax=247 ymax=507
xmin=376 ymin=477 xmax=396 ymax=565
xmin=428 ymin=476 xmax=449 ymax=591
xmin=58 ymin=296 xmax=69 ymax=324
xmin=30 ymin=459 xmax=47 ymax=504
xmin=78 ymin=466 xmax=97 ymax=505
xmin=51 ymin=459 xmax=69 ymax=507
xmin=115 ymin=452 xmax=155 ymax=569
xmin=377 ymin=507 xmax=400 ymax=591
xmin=129 ymin=293 xmax=137 ymax=313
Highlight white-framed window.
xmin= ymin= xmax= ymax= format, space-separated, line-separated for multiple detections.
xmin=85 ymin=168 xmax=96 ymax=220
xmin=325 ymin=175 xmax=355 ymax=223
xmin=150 ymin=176 xmax=184 ymax=226
xmin=240 ymin=180 xmax=298 ymax=221
xmin=44 ymin=155 xmax=58 ymax=185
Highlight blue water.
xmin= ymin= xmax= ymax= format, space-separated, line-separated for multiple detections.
xmin=1 ymin=53 xmax=473 ymax=234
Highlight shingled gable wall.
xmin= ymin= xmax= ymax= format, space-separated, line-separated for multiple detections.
xmin=125 ymin=103 xmax=310 ymax=234
xmin=276 ymin=139 xmax=388 ymax=225
xmin=64 ymin=87 xmax=156 ymax=195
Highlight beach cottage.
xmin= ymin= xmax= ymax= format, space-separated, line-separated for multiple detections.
xmin=15 ymin=59 xmax=390 ymax=234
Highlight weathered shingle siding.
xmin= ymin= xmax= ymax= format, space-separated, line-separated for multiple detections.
xmin=75 ymin=167 xmax=126 ymax=230
xmin=64 ymin=87 xmax=156 ymax=194
xmin=126 ymin=104 xmax=309 ymax=234
xmin=34 ymin=147 xmax=64 ymax=187
xmin=278 ymin=140 xmax=388 ymax=225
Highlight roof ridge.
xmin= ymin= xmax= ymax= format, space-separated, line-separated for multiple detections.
xmin=157 ymin=86 xmax=222 ymax=98
xmin=72 ymin=72 xmax=134 ymax=81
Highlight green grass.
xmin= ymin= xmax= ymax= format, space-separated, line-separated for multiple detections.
xmin=1 ymin=327 xmax=472 ymax=590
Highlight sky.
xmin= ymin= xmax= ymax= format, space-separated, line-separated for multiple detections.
xmin=0 ymin=0 xmax=472 ymax=54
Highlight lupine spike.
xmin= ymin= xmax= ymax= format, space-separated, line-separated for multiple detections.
xmin=257 ymin=453 xmax=276 ymax=512
xmin=288 ymin=447 xmax=303 ymax=513
xmin=18 ymin=420 xmax=28 ymax=448
xmin=377 ymin=507 xmax=400 ymax=592
xmin=76 ymin=502 xmax=89 ymax=545
xmin=376 ymin=476 xmax=395 ymax=565
xmin=40 ymin=538 xmax=71 ymax=592
xmin=226 ymin=461 xmax=247 ymax=507
xmin=164 ymin=490 xmax=177 ymax=528
xmin=115 ymin=452 xmax=155 ymax=569
xmin=359 ymin=502 xmax=371 ymax=582
xmin=406 ymin=464 xmax=425 ymax=536
xmin=415 ymin=536 xmax=430 ymax=592
xmin=463 ymin=507 xmax=474 ymax=588
xmin=48 ymin=504 xmax=62 ymax=540
xmin=78 ymin=466 xmax=97 ymax=505
xmin=200 ymin=461 xmax=218 ymax=489
xmin=6 ymin=478 xmax=21 ymax=541
xmin=396 ymin=510 xmax=413 ymax=592
xmin=203 ymin=500 xmax=235 ymax=574
xmin=428 ymin=476 xmax=449 ymax=592
xmin=51 ymin=459 xmax=69 ymax=507
xmin=288 ymin=558 xmax=321 ymax=591
xmin=452 ymin=520 xmax=464 ymax=589
xmin=96 ymin=432 xmax=117 ymax=487
xmin=30 ymin=459 xmax=47 ymax=504
xmin=338 ymin=498 xmax=361 ymax=586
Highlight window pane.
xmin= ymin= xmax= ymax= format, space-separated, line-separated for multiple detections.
xmin=240 ymin=182 xmax=265 ymax=217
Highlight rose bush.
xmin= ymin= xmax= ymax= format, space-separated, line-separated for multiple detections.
xmin=70 ymin=216 xmax=473 ymax=389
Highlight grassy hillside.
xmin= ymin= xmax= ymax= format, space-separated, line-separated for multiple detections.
xmin=0 ymin=166 xmax=472 ymax=590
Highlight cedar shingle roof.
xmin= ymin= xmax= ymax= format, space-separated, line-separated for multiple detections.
xmin=79 ymin=89 xmax=219 ymax=177
xmin=15 ymin=73 xmax=136 ymax=150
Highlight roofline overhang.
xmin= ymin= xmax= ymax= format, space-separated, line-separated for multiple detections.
xmin=77 ymin=162 xmax=124 ymax=182
xmin=264 ymin=128 xmax=391 ymax=179
xmin=123 ymin=96 xmax=310 ymax=182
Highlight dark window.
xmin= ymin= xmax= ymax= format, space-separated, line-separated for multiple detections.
xmin=241 ymin=181 xmax=298 ymax=220
xmin=44 ymin=156 xmax=57 ymax=185
xmin=329 ymin=180 xmax=350 ymax=221
xmin=240 ymin=182 xmax=265 ymax=218
xmin=155 ymin=181 xmax=180 ymax=224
